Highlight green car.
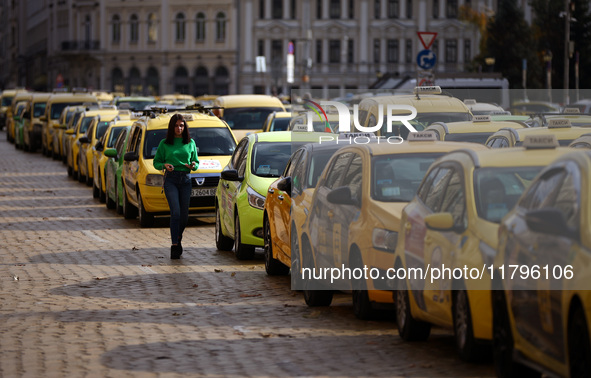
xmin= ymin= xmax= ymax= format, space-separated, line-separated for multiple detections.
xmin=103 ymin=125 xmax=132 ymax=214
xmin=215 ymin=130 xmax=334 ymax=260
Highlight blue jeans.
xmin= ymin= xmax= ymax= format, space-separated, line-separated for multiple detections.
xmin=163 ymin=171 xmax=191 ymax=245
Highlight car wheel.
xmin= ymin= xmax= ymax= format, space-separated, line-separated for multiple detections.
xmin=263 ymin=215 xmax=289 ymax=276
xmin=85 ymin=171 xmax=93 ymax=187
xmin=233 ymin=212 xmax=255 ymax=260
xmin=453 ymin=290 xmax=486 ymax=361
xmin=105 ymin=176 xmax=116 ymax=210
xmin=351 ymin=251 xmax=373 ymax=320
xmin=301 ymin=239 xmax=333 ymax=306
xmin=492 ymin=290 xmax=527 ymax=377
xmin=215 ymin=204 xmax=233 ymax=251
xmin=138 ymin=191 xmax=154 ymax=228
xmin=569 ymin=304 xmax=591 ymax=377
xmin=99 ymin=174 xmax=106 ymax=203
xmin=92 ymin=180 xmax=100 ymax=198
xmin=395 ymin=281 xmax=431 ymax=341
xmin=122 ymin=186 xmax=138 ymax=219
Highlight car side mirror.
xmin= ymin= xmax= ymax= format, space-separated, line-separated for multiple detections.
xmin=276 ymin=176 xmax=292 ymax=194
xmin=40 ymin=115 xmax=47 ymax=122
xmin=525 ymin=208 xmax=578 ymax=240
xmin=327 ymin=186 xmax=358 ymax=206
xmin=79 ymin=136 xmax=90 ymax=144
xmin=95 ymin=141 xmax=104 ymax=151
xmin=425 ymin=213 xmax=464 ymax=233
xmin=220 ymin=168 xmax=243 ymax=182
xmin=65 ymin=129 xmax=75 ymax=135
xmin=123 ymin=151 xmax=139 ymax=162
xmin=104 ymin=148 xmax=117 ymax=158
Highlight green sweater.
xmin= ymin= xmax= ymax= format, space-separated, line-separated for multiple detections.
xmin=153 ymin=137 xmax=199 ymax=172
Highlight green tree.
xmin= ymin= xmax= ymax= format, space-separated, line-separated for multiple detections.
xmin=486 ymin=0 xmax=542 ymax=89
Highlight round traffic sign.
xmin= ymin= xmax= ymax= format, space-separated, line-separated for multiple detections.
xmin=417 ymin=50 xmax=437 ymax=70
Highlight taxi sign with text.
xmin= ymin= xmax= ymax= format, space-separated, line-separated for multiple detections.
xmin=547 ymin=118 xmax=571 ymax=128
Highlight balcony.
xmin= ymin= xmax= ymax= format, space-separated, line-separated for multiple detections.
xmin=61 ymin=40 xmax=100 ymax=51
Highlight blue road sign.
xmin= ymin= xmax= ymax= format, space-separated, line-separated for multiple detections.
xmin=417 ymin=49 xmax=437 ymax=70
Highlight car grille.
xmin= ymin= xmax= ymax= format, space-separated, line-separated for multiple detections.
xmin=190 ymin=173 xmax=220 ymax=188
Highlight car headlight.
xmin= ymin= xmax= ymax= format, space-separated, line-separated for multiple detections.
xmin=479 ymin=240 xmax=496 ymax=266
xmin=145 ymin=174 xmax=164 ymax=187
xmin=247 ymin=186 xmax=266 ymax=210
xmin=372 ymin=228 xmax=398 ymax=252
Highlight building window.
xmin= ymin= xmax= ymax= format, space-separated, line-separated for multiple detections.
xmin=291 ymin=0 xmax=297 ymax=19
xmin=196 ymin=13 xmax=205 ymax=42
xmin=406 ymin=0 xmax=412 ymax=18
xmin=216 ymin=12 xmax=226 ymax=42
xmin=175 ymin=13 xmax=185 ymax=42
xmin=349 ymin=0 xmax=354 ymax=18
xmin=257 ymin=39 xmax=264 ymax=56
xmin=259 ymin=0 xmax=265 ymax=18
xmin=130 ymin=14 xmax=139 ymax=43
xmin=388 ymin=0 xmax=399 ymax=18
xmin=330 ymin=0 xmax=341 ymax=19
xmin=317 ymin=0 xmax=323 ymax=19
xmin=464 ymin=39 xmax=471 ymax=63
xmin=433 ymin=0 xmax=439 ymax=19
xmin=387 ymin=39 xmax=399 ymax=63
xmin=373 ymin=39 xmax=380 ymax=63
xmin=375 ymin=0 xmax=381 ymax=19
xmin=445 ymin=39 xmax=457 ymax=63
xmin=272 ymin=0 xmax=283 ymax=19
xmin=405 ymin=39 xmax=412 ymax=63
xmin=347 ymin=39 xmax=354 ymax=63
xmin=446 ymin=0 xmax=458 ymax=18
xmin=112 ymin=15 xmax=120 ymax=43
xmin=316 ymin=40 xmax=323 ymax=63
xmin=84 ymin=15 xmax=91 ymax=45
xmin=329 ymin=40 xmax=341 ymax=63
xmin=148 ymin=13 xmax=157 ymax=42
xmin=432 ymin=40 xmax=439 ymax=55
xmin=271 ymin=39 xmax=283 ymax=62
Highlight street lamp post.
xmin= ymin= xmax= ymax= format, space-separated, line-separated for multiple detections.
xmin=564 ymin=0 xmax=571 ymax=105
xmin=544 ymin=50 xmax=553 ymax=103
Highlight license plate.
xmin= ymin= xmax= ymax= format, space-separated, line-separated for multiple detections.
xmin=191 ymin=188 xmax=216 ymax=197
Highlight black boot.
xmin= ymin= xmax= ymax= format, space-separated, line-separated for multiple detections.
xmin=171 ymin=245 xmax=181 ymax=259
xmin=178 ymin=236 xmax=183 ymax=256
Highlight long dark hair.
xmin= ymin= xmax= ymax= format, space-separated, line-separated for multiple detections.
xmin=165 ymin=113 xmax=190 ymax=144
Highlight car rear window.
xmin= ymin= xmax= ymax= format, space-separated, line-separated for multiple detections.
xmin=223 ymin=107 xmax=284 ymax=130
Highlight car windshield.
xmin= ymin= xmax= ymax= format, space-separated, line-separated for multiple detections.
xmin=2 ymin=96 xmax=14 ymax=106
xmin=106 ymin=127 xmax=126 ymax=148
xmin=144 ymin=127 xmax=237 ymax=159
xmin=372 ymin=153 xmax=444 ymax=202
xmin=33 ymin=103 xmax=46 ymax=117
xmin=474 ymin=166 xmax=542 ymax=223
xmin=95 ymin=121 xmax=111 ymax=139
xmin=51 ymin=102 xmax=91 ymax=119
xmin=445 ymin=132 xmax=494 ymax=144
xmin=515 ymin=139 xmax=574 ymax=147
xmin=251 ymin=142 xmax=304 ymax=178
xmin=223 ymin=107 xmax=284 ymax=130
xmin=79 ymin=116 xmax=95 ymax=133
xmin=270 ymin=117 xmax=291 ymax=131
xmin=116 ymin=100 xmax=156 ymax=110
xmin=306 ymin=151 xmax=337 ymax=188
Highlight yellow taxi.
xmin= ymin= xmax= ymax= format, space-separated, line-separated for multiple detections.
xmin=492 ymin=149 xmax=591 ymax=377
xmin=121 ymin=110 xmax=237 ymax=227
xmin=260 ymin=111 xmax=292 ymax=132
xmin=263 ymin=139 xmax=356 ymax=276
xmin=215 ymin=131 xmax=331 ymax=260
xmin=212 ymin=94 xmax=285 ymax=140
xmin=0 ymin=88 xmax=19 ymax=130
xmin=160 ymin=93 xmax=196 ymax=107
xmin=65 ymin=107 xmax=105 ymax=179
xmin=569 ymin=133 xmax=591 ymax=148
xmin=92 ymin=118 xmax=136 ymax=202
xmin=463 ymin=99 xmax=508 ymax=116
xmin=299 ymin=133 xmax=487 ymax=317
xmin=355 ymin=86 xmax=473 ymax=139
xmin=392 ymin=135 xmax=574 ymax=361
xmin=23 ymin=92 xmax=52 ymax=153
xmin=52 ymin=105 xmax=85 ymax=160
xmin=91 ymin=91 xmax=114 ymax=106
xmin=485 ymin=118 xmax=591 ymax=148
xmin=288 ymin=111 xmax=339 ymax=132
xmin=6 ymin=91 xmax=32 ymax=143
xmin=426 ymin=115 xmax=528 ymax=144
xmin=41 ymin=91 xmax=98 ymax=157
xmin=77 ymin=109 xmax=121 ymax=185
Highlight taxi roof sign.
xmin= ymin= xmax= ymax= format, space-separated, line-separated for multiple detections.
xmin=464 ymin=99 xmax=477 ymax=105
xmin=547 ymin=118 xmax=571 ymax=128
xmin=413 ymin=86 xmax=442 ymax=95
xmin=563 ymin=107 xmax=581 ymax=114
xmin=180 ymin=113 xmax=195 ymax=121
xmin=523 ymin=134 xmax=559 ymax=149
xmin=339 ymin=132 xmax=376 ymax=139
xmin=407 ymin=131 xmax=437 ymax=141
xmin=291 ymin=123 xmax=309 ymax=132
xmin=473 ymin=115 xmax=492 ymax=123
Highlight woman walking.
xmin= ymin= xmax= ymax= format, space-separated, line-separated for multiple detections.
xmin=153 ymin=114 xmax=199 ymax=259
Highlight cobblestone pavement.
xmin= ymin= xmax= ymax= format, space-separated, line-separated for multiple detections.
xmin=0 ymin=136 xmax=495 ymax=377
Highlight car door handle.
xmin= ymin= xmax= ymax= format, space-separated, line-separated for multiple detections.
xmin=424 ymin=236 xmax=431 ymax=244
xmin=268 ymin=188 xmax=274 ymax=194
xmin=278 ymin=195 xmax=284 ymax=201
xmin=327 ymin=210 xmax=334 ymax=219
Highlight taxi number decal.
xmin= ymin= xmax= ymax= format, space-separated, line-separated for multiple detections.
xmin=199 ymin=160 xmax=222 ymax=170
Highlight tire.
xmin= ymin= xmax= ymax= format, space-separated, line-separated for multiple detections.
xmin=85 ymin=171 xmax=93 ymax=186
xmin=395 ymin=281 xmax=431 ymax=341
xmin=105 ymin=175 xmax=116 ymax=210
xmin=233 ymin=212 xmax=255 ymax=260
xmin=92 ymin=181 xmax=100 ymax=198
xmin=568 ymin=304 xmax=591 ymax=377
xmin=492 ymin=290 xmax=527 ymax=377
xmin=453 ymin=290 xmax=487 ymax=361
xmin=263 ymin=215 xmax=289 ymax=276
xmin=138 ymin=191 xmax=154 ymax=228
xmin=122 ymin=186 xmax=138 ymax=220
xmin=215 ymin=204 xmax=233 ymax=251
xmin=351 ymin=251 xmax=373 ymax=320
xmin=99 ymin=174 xmax=106 ymax=203
xmin=301 ymin=239 xmax=333 ymax=306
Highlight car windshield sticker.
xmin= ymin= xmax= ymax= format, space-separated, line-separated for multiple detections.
xmin=257 ymin=165 xmax=271 ymax=175
xmin=199 ymin=160 xmax=222 ymax=170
